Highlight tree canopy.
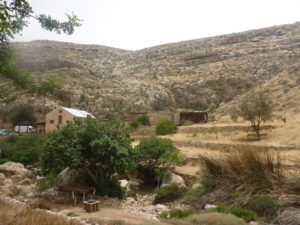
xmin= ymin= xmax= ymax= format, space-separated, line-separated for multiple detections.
xmin=0 ymin=0 xmax=82 ymax=44
xmin=9 ymin=104 xmax=35 ymax=126
xmin=230 ymin=90 xmax=274 ymax=137
xmin=41 ymin=117 xmax=133 ymax=197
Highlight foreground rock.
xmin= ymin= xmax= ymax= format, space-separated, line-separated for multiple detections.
xmin=0 ymin=162 xmax=29 ymax=177
xmin=276 ymin=208 xmax=300 ymax=225
xmin=161 ymin=172 xmax=186 ymax=187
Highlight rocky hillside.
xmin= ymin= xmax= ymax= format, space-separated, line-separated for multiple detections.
xmin=1 ymin=22 xmax=300 ymax=121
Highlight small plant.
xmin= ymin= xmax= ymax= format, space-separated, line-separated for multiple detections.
xmin=160 ymin=208 xmax=194 ymax=218
xmin=155 ymin=119 xmax=177 ymax=135
xmin=154 ymin=184 xmax=187 ymax=204
xmin=36 ymin=171 xmax=57 ymax=191
xmin=129 ymin=115 xmax=150 ymax=130
xmin=216 ymin=205 xmax=256 ymax=222
xmin=246 ymin=194 xmax=278 ymax=218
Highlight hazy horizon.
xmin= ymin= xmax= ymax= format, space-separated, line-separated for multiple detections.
xmin=13 ymin=0 xmax=300 ymax=50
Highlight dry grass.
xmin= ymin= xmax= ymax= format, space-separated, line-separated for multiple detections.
xmin=199 ymin=148 xmax=282 ymax=193
xmin=168 ymin=212 xmax=246 ymax=225
xmin=0 ymin=199 xmax=80 ymax=225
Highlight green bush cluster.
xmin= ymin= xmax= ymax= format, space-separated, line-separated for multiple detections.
xmin=0 ymin=133 xmax=46 ymax=165
xmin=129 ymin=115 xmax=150 ymax=129
xmin=160 ymin=208 xmax=194 ymax=219
xmin=134 ymin=137 xmax=183 ymax=185
xmin=154 ymin=184 xmax=187 ymax=204
xmin=155 ymin=119 xmax=177 ymax=135
xmin=35 ymin=74 xmax=65 ymax=96
xmin=216 ymin=205 xmax=256 ymax=222
xmin=246 ymin=194 xmax=278 ymax=218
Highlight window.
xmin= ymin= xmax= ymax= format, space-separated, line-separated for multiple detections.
xmin=58 ymin=110 xmax=63 ymax=113
xmin=58 ymin=115 xmax=63 ymax=124
xmin=50 ymin=120 xmax=54 ymax=124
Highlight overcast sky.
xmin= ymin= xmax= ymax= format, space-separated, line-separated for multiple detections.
xmin=13 ymin=0 xmax=300 ymax=50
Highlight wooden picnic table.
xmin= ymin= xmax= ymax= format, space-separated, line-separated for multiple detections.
xmin=55 ymin=186 xmax=96 ymax=205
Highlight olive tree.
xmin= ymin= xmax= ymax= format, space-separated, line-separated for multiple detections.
xmin=230 ymin=90 xmax=274 ymax=138
xmin=41 ymin=117 xmax=134 ymax=198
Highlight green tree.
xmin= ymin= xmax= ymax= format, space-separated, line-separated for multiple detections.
xmin=230 ymin=90 xmax=274 ymax=138
xmin=134 ymin=137 xmax=183 ymax=186
xmin=41 ymin=117 xmax=134 ymax=198
xmin=0 ymin=0 xmax=82 ymax=44
xmin=37 ymin=74 xmax=64 ymax=96
xmin=9 ymin=104 xmax=35 ymax=125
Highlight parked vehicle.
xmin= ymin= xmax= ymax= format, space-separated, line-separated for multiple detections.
xmin=14 ymin=125 xmax=35 ymax=133
xmin=0 ymin=129 xmax=15 ymax=136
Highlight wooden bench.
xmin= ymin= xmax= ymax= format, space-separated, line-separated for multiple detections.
xmin=55 ymin=186 xmax=96 ymax=205
xmin=247 ymin=133 xmax=267 ymax=141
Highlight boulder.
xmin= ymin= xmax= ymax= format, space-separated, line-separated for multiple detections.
xmin=0 ymin=173 xmax=5 ymax=180
xmin=128 ymin=178 xmax=143 ymax=189
xmin=56 ymin=167 xmax=80 ymax=187
xmin=155 ymin=204 xmax=168 ymax=212
xmin=276 ymin=208 xmax=300 ymax=225
xmin=119 ymin=179 xmax=130 ymax=192
xmin=161 ymin=172 xmax=186 ymax=187
xmin=19 ymin=178 xmax=32 ymax=186
xmin=0 ymin=162 xmax=28 ymax=177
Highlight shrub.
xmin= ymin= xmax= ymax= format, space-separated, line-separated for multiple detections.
xmin=199 ymin=148 xmax=282 ymax=193
xmin=0 ymin=133 xmax=46 ymax=165
xmin=246 ymin=194 xmax=278 ymax=218
xmin=134 ymin=137 xmax=183 ymax=185
xmin=8 ymin=105 xmax=35 ymax=126
xmin=155 ymin=119 xmax=177 ymax=135
xmin=129 ymin=118 xmax=140 ymax=129
xmin=160 ymin=208 xmax=194 ymax=218
xmin=36 ymin=171 xmax=57 ymax=191
xmin=169 ymin=212 xmax=246 ymax=225
xmin=37 ymin=74 xmax=64 ymax=96
xmin=129 ymin=115 xmax=150 ymax=130
xmin=154 ymin=184 xmax=187 ymax=204
xmin=216 ymin=205 xmax=256 ymax=222
xmin=137 ymin=115 xmax=150 ymax=126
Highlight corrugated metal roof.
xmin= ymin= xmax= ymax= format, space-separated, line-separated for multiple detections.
xmin=62 ymin=107 xmax=95 ymax=118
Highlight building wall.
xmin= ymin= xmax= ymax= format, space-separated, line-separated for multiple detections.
xmin=45 ymin=108 xmax=75 ymax=132
xmin=148 ymin=111 xmax=180 ymax=125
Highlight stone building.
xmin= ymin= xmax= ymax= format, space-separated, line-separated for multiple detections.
xmin=45 ymin=107 xmax=94 ymax=132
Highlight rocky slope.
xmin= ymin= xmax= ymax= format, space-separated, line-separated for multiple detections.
xmin=1 ymin=22 xmax=300 ymax=121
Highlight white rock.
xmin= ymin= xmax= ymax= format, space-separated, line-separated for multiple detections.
xmin=125 ymin=197 xmax=136 ymax=205
xmin=250 ymin=222 xmax=258 ymax=225
xmin=119 ymin=179 xmax=130 ymax=191
xmin=204 ymin=204 xmax=217 ymax=209
xmin=0 ymin=162 xmax=28 ymax=176
xmin=161 ymin=172 xmax=186 ymax=187
xmin=155 ymin=204 xmax=168 ymax=212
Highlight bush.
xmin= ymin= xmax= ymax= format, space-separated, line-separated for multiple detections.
xmin=155 ymin=119 xmax=177 ymax=135
xmin=36 ymin=171 xmax=57 ymax=191
xmin=154 ymin=184 xmax=187 ymax=204
xmin=37 ymin=74 xmax=64 ymax=96
xmin=169 ymin=212 xmax=246 ymax=225
xmin=160 ymin=208 xmax=194 ymax=218
xmin=200 ymin=148 xmax=282 ymax=192
xmin=246 ymin=194 xmax=278 ymax=218
xmin=134 ymin=137 xmax=183 ymax=185
xmin=8 ymin=105 xmax=35 ymax=126
xmin=0 ymin=133 xmax=46 ymax=165
xmin=129 ymin=115 xmax=150 ymax=130
xmin=216 ymin=205 xmax=256 ymax=222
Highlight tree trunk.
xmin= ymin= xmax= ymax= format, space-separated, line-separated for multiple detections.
xmin=84 ymin=165 xmax=100 ymax=187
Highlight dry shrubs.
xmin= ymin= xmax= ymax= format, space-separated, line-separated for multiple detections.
xmin=0 ymin=200 xmax=80 ymax=225
xmin=200 ymin=148 xmax=282 ymax=193
xmin=169 ymin=212 xmax=246 ymax=225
